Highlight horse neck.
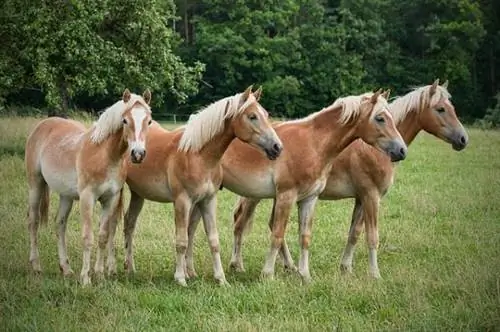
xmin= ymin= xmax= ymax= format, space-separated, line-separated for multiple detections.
xmin=394 ymin=107 xmax=423 ymax=146
xmin=197 ymin=121 xmax=235 ymax=168
xmin=310 ymin=109 xmax=359 ymax=164
xmin=101 ymin=128 xmax=129 ymax=164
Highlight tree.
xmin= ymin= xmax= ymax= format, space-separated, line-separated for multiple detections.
xmin=1 ymin=0 xmax=204 ymax=114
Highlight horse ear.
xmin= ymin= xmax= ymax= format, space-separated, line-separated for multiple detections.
xmin=370 ymin=88 xmax=383 ymax=104
xmin=381 ymin=89 xmax=391 ymax=100
xmin=253 ymin=86 xmax=263 ymax=101
xmin=143 ymin=89 xmax=152 ymax=104
xmin=123 ymin=89 xmax=131 ymax=103
xmin=241 ymin=85 xmax=254 ymax=103
xmin=442 ymin=80 xmax=449 ymax=89
xmin=430 ymin=79 xmax=439 ymax=95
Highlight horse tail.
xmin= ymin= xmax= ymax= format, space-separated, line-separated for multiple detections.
xmin=39 ymin=181 xmax=50 ymax=225
xmin=232 ymin=197 xmax=257 ymax=235
xmin=115 ymin=187 xmax=125 ymax=224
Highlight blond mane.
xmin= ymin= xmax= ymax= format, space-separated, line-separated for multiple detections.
xmin=90 ymin=94 xmax=149 ymax=144
xmin=177 ymin=93 xmax=256 ymax=152
xmin=389 ymin=85 xmax=451 ymax=125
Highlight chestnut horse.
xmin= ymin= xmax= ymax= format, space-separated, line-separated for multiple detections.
xmin=25 ymin=89 xmax=153 ymax=285
xmin=187 ymin=89 xmax=408 ymax=283
xmin=230 ymin=79 xmax=468 ymax=279
xmin=122 ymin=85 xmax=283 ymax=286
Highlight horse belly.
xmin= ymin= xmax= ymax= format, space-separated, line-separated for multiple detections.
xmin=42 ymin=168 xmax=79 ymax=198
xmin=320 ymin=174 xmax=356 ymax=200
xmin=222 ymin=171 xmax=275 ymax=198
xmin=128 ymin=179 xmax=174 ymax=203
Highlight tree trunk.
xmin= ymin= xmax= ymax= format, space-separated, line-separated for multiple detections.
xmin=58 ymin=80 xmax=69 ymax=118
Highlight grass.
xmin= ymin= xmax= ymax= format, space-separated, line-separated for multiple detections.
xmin=0 ymin=115 xmax=499 ymax=331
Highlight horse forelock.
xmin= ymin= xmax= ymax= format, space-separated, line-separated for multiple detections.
xmin=90 ymin=93 xmax=149 ymax=144
xmin=389 ymin=85 xmax=452 ymax=125
xmin=177 ymin=92 xmax=253 ymax=153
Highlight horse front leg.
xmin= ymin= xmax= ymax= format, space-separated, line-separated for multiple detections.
xmin=173 ymin=195 xmax=192 ymax=286
xmin=79 ymin=189 xmax=96 ymax=286
xmin=199 ymin=195 xmax=228 ymax=286
xmin=94 ymin=192 xmax=121 ymax=279
xmin=123 ymin=190 xmax=145 ymax=274
xmin=340 ymin=197 xmax=364 ymax=275
xmin=362 ymin=194 xmax=382 ymax=279
xmin=261 ymin=190 xmax=296 ymax=280
xmin=185 ymin=205 xmax=201 ymax=279
xmin=296 ymin=195 xmax=319 ymax=284
xmin=229 ymin=196 xmax=260 ymax=272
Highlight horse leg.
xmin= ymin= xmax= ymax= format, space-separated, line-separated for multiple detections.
xmin=362 ymin=194 xmax=382 ymax=279
xmin=79 ymin=189 xmax=96 ymax=285
xmin=94 ymin=192 xmax=121 ymax=279
xmin=261 ymin=190 xmax=296 ymax=280
xmin=229 ymin=196 xmax=260 ymax=272
xmin=199 ymin=195 xmax=228 ymax=286
xmin=185 ymin=205 xmax=201 ymax=279
xmin=56 ymin=195 xmax=74 ymax=276
xmin=296 ymin=195 xmax=319 ymax=283
xmin=173 ymin=195 xmax=192 ymax=286
xmin=123 ymin=190 xmax=144 ymax=274
xmin=105 ymin=189 xmax=123 ymax=277
xmin=27 ymin=177 xmax=48 ymax=273
xmin=340 ymin=198 xmax=364 ymax=274
xmin=271 ymin=199 xmax=296 ymax=272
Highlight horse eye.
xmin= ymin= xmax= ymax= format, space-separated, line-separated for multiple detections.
xmin=122 ymin=118 xmax=128 ymax=125
xmin=148 ymin=119 xmax=152 ymax=125
xmin=249 ymin=114 xmax=258 ymax=121
xmin=437 ymin=108 xmax=446 ymax=114
xmin=375 ymin=115 xmax=385 ymax=123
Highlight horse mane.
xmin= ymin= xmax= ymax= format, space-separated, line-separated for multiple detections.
xmin=389 ymin=85 xmax=451 ymax=125
xmin=90 ymin=94 xmax=149 ymax=144
xmin=177 ymin=92 xmax=256 ymax=152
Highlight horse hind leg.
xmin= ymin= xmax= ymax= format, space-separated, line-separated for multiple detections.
xmin=27 ymin=177 xmax=50 ymax=273
xmin=185 ymin=206 xmax=202 ymax=279
xmin=229 ymin=196 xmax=260 ymax=272
xmin=123 ymin=190 xmax=145 ymax=275
xmin=56 ymin=195 xmax=74 ymax=276
xmin=340 ymin=198 xmax=364 ymax=275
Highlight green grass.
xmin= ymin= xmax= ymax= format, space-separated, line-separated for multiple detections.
xmin=0 ymin=115 xmax=499 ymax=331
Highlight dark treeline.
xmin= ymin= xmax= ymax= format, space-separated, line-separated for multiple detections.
xmin=0 ymin=0 xmax=498 ymax=121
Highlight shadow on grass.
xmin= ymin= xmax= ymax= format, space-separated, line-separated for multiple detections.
xmin=0 ymin=145 xmax=25 ymax=158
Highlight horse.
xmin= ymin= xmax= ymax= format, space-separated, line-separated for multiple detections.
xmin=122 ymin=85 xmax=283 ymax=286
xmin=25 ymin=89 xmax=153 ymax=285
xmin=230 ymin=79 xmax=469 ymax=279
xmin=186 ymin=89 xmax=408 ymax=283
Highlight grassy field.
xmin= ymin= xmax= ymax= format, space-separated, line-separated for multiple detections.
xmin=0 ymin=115 xmax=499 ymax=331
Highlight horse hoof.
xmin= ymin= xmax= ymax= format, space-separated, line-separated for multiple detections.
xmin=229 ymin=262 xmax=245 ymax=273
xmin=300 ymin=274 xmax=313 ymax=285
xmin=186 ymin=269 xmax=198 ymax=279
xmin=124 ymin=260 xmax=136 ymax=274
xmin=217 ymin=278 xmax=230 ymax=287
xmin=61 ymin=266 xmax=74 ymax=277
xmin=260 ymin=270 xmax=274 ymax=281
xmin=31 ymin=260 xmax=42 ymax=273
xmin=176 ymin=278 xmax=188 ymax=287
xmin=80 ymin=274 xmax=91 ymax=286
xmin=340 ymin=264 xmax=353 ymax=275
xmin=284 ymin=264 xmax=298 ymax=273
xmin=369 ymin=271 xmax=382 ymax=279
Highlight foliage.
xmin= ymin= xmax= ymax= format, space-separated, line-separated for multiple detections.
xmin=0 ymin=0 xmax=204 ymax=114
xmin=476 ymin=92 xmax=500 ymax=128
xmin=0 ymin=0 xmax=498 ymax=119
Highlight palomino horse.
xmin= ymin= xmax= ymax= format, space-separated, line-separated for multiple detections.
xmin=187 ymin=89 xmax=408 ymax=283
xmin=122 ymin=85 xmax=283 ymax=286
xmin=230 ymin=79 xmax=469 ymax=279
xmin=25 ymin=89 xmax=153 ymax=285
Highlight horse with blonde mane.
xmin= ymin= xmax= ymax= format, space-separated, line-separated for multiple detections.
xmin=122 ymin=85 xmax=283 ymax=286
xmin=230 ymin=79 xmax=469 ymax=279
xmin=186 ymin=89 xmax=408 ymax=283
xmin=25 ymin=89 xmax=153 ymax=285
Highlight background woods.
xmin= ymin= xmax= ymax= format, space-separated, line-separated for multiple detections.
xmin=0 ymin=0 xmax=498 ymax=122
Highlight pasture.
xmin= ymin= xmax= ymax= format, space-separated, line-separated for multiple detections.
xmin=0 ymin=115 xmax=499 ymax=331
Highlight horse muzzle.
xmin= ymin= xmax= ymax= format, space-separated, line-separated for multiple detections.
xmin=385 ymin=139 xmax=407 ymax=162
xmin=130 ymin=148 xmax=147 ymax=164
xmin=264 ymin=142 xmax=283 ymax=160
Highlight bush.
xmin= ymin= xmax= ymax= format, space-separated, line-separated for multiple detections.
xmin=476 ymin=92 xmax=500 ymax=129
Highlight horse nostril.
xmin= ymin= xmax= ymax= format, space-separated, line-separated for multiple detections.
xmin=400 ymin=147 xmax=406 ymax=156
xmin=273 ymin=143 xmax=281 ymax=152
xmin=460 ymin=136 xmax=466 ymax=145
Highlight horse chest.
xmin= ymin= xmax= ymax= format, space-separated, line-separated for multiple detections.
xmin=96 ymin=167 xmax=125 ymax=197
